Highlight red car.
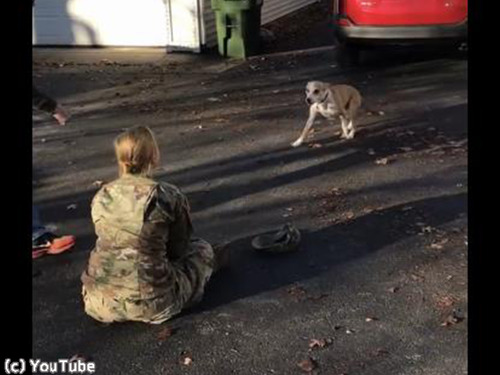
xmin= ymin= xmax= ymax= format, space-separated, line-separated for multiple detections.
xmin=333 ymin=0 xmax=468 ymax=64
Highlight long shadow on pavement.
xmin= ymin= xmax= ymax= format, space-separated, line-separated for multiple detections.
xmin=192 ymin=192 xmax=467 ymax=312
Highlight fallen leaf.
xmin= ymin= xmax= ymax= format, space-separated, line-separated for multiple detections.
xmin=181 ymin=356 xmax=193 ymax=366
xmin=375 ymin=157 xmax=389 ymax=165
xmin=308 ymin=338 xmax=329 ymax=349
xmin=435 ymin=295 xmax=456 ymax=309
xmin=330 ymin=187 xmax=342 ymax=196
xmin=378 ymin=111 xmax=385 ymax=116
xmin=67 ymin=204 xmax=77 ymax=210
xmin=157 ymin=326 xmax=173 ymax=341
xmin=345 ymin=211 xmax=355 ymax=220
xmin=345 ymin=329 xmax=355 ymax=334
xmin=308 ymin=143 xmax=322 ymax=149
xmin=297 ymin=358 xmax=317 ymax=372
xmin=388 ymin=286 xmax=400 ymax=293
xmin=365 ymin=317 xmax=378 ymax=322
xmin=287 ymin=285 xmax=307 ymax=300
xmin=92 ymin=180 xmax=104 ymax=188
xmin=430 ymin=238 xmax=449 ymax=250
xmin=441 ymin=312 xmax=464 ymax=327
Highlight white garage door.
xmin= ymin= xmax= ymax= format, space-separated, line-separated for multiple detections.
xmin=33 ymin=0 xmax=169 ymax=47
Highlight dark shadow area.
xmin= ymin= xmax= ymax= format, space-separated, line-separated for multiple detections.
xmin=196 ymin=192 xmax=467 ymax=311
xmin=33 ymin=0 xmax=98 ymax=47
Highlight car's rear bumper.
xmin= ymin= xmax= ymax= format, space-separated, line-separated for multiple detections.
xmin=336 ymin=21 xmax=467 ymax=42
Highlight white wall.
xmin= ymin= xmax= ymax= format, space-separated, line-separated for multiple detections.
xmin=32 ymin=0 xmax=320 ymax=49
xmin=33 ymin=0 xmax=169 ymax=46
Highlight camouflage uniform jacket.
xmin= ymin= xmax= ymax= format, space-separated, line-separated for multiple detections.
xmin=81 ymin=174 xmax=209 ymax=322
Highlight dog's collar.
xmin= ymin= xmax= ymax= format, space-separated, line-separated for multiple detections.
xmin=318 ymin=91 xmax=329 ymax=104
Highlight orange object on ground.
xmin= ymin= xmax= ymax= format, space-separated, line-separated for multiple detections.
xmin=32 ymin=235 xmax=75 ymax=259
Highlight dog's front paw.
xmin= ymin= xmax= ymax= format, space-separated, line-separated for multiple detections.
xmin=346 ymin=131 xmax=355 ymax=139
xmin=291 ymin=140 xmax=303 ymax=148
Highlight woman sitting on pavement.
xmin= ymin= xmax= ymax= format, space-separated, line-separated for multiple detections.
xmin=81 ymin=126 xmax=228 ymax=324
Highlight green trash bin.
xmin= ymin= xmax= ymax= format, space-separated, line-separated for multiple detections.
xmin=211 ymin=0 xmax=263 ymax=59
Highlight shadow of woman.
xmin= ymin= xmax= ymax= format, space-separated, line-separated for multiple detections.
xmin=189 ymin=192 xmax=467 ymax=313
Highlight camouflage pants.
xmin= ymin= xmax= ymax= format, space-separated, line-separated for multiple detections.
xmin=82 ymin=238 xmax=214 ymax=324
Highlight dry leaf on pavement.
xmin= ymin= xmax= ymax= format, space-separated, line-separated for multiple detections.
xmin=308 ymin=143 xmax=323 ymax=149
xmin=345 ymin=211 xmax=355 ymax=220
xmin=308 ymin=338 xmax=330 ymax=349
xmin=157 ymin=326 xmax=173 ymax=341
xmin=430 ymin=238 xmax=449 ymax=250
xmin=297 ymin=358 xmax=317 ymax=373
xmin=441 ymin=312 xmax=464 ymax=327
xmin=375 ymin=157 xmax=390 ymax=165
xmin=287 ymin=285 xmax=307 ymax=300
xmin=180 ymin=355 xmax=193 ymax=366
xmin=435 ymin=295 xmax=456 ymax=309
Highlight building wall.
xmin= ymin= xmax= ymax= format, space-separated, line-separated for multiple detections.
xmin=33 ymin=0 xmax=319 ymax=49
xmin=33 ymin=0 xmax=169 ymax=46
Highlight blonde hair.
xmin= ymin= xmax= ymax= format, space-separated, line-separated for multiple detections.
xmin=114 ymin=126 xmax=160 ymax=177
